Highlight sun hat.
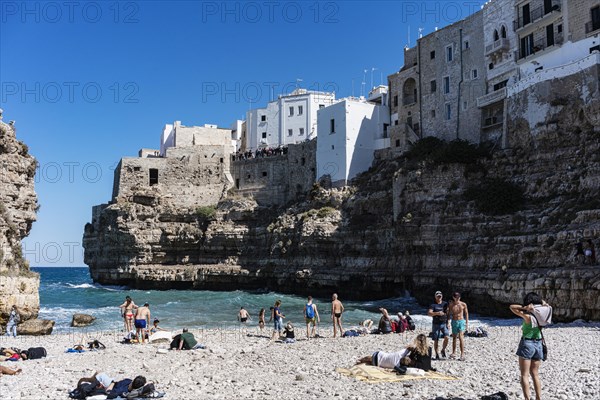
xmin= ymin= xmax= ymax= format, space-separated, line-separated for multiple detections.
xmin=435 ymin=291 xmax=443 ymax=296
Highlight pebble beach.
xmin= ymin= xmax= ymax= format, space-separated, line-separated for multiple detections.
xmin=1 ymin=322 xmax=599 ymax=400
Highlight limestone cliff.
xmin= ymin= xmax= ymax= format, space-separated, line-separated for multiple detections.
xmin=84 ymin=68 xmax=600 ymax=322
xmin=0 ymin=113 xmax=40 ymax=325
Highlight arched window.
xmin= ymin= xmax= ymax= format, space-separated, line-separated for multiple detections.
xmin=501 ymin=25 xmax=507 ymax=39
xmin=494 ymin=29 xmax=499 ymax=41
xmin=402 ymin=78 xmax=417 ymax=106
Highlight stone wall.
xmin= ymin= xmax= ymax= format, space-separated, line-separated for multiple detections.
xmin=230 ymin=140 xmax=316 ymax=206
xmin=0 ymin=116 xmax=39 ymax=325
xmin=568 ymin=0 xmax=600 ymax=42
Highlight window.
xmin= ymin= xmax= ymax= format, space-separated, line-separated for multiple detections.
xmin=493 ymin=80 xmax=508 ymax=91
xmin=472 ymin=69 xmax=478 ymax=79
xmin=289 ymin=106 xmax=294 ymax=116
xmin=430 ymin=50 xmax=436 ymax=59
xmin=133 ymin=166 xmax=141 ymax=171
xmin=544 ymin=0 xmax=553 ymax=15
xmin=430 ymin=80 xmax=437 ymax=93
xmin=299 ymin=128 xmax=304 ymax=135
xmin=288 ymin=129 xmax=293 ymax=136
xmin=319 ymin=104 xmax=325 ymax=109
xmin=395 ymin=139 xmax=401 ymax=147
xmin=298 ymin=105 xmax=303 ymax=115
xmin=546 ymin=24 xmax=554 ymax=47
xmin=462 ymin=101 xmax=468 ymax=111
xmin=593 ymin=7 xmax=600 ymax=31
xmin=383 ymin=123 xmax=389 ymax=138
xmin=393 ymin=95 xmax=398 ymax=107
xmin=501 ymin=26 xmax=507 ymax=38
xmin=445 ymin=104 xmax=452 ymax=120
xmin=494 ymin=30 xmax=499 ymax=41
xmin=464 ymin=40 xmax=470 ymax=49
xmin=443 ymin=76 xmax=450 ymax=94
xmin=149 ymin=169 xmax=158 ymax=186
xmin=262 ymin=171 xmax=268 ymax=177
xmin=431 ymin=109 xmax=436 ymax=118
xmin=446 ymin=45 xmax=453 ymax=62
xmin=330 ymin=119 xmax=335 ymax=133
xmin=520 ymin=33 xmax=534 ymax=58
xmin=489 ymin=63 xmax=494 ymax=70
xmin=522 ymin=3 xmax=531 ymax=26
xmin=557 ymin=24 xmax=563 ymax=34
xmin=262 ymin=132 xmax=267 ymax=139
xmin=394 ymin=120 xmax=399 ymax=125
xmin=261 ymin=115 xmax=266 ymax=122
xmin=301 ymin=157 xmax=306 ymax=166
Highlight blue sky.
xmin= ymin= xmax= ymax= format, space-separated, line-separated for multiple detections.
xmin=0 ymin=0 xmax=485 ymax=266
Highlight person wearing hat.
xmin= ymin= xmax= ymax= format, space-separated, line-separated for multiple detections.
xmin=427 ymin=291 xmax=450 ymax=359
xmin=448 ymin=292 xmax=469 ymax=361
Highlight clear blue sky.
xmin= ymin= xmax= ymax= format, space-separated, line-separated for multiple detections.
xmin=0 ymin=0 xmax=484 ymax=266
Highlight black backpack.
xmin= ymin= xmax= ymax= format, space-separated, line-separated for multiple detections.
xmin=27 ymin=347 xmax=47 ymax=360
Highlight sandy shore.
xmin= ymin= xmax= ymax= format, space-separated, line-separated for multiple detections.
xmin=1 ymin=321 xmax=599 ymax=399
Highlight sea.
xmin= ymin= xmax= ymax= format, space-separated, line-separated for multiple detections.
xmin=34 ymin=267 xmax=516 ymax=334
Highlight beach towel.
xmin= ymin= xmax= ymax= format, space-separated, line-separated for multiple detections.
xmin=336 ymin=364 xmax=458 ymax=383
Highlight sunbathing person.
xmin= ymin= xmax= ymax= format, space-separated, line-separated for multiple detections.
xmin=76 ymin=372 xmax=146 ymax=398
xmin=0 ymin=365 xmax=22 ymax=375
xmin=356 ymin=334 xmax=433 ymax=370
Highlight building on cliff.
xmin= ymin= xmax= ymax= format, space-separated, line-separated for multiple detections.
xmin=111 ymin=121 xmax=235 ymax=210
xmin=245 ymin=89 xmax=335 ymax=151
xmin=316 ymin=86 xmax=391 ymax=186
xmin=389 ymin=0 xmax=600 ymax=151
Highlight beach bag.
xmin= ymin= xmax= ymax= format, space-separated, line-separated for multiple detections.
xmin=531 ymin=315 xmax=548 ymax=361
xmin=306 ymin=304 xmax=315 ymax=319
xmin=27 ymin=347 xmax=47 ymax=359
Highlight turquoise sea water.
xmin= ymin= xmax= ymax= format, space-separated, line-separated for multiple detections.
xmin=35 ymin=267 xmax=431 ymax=334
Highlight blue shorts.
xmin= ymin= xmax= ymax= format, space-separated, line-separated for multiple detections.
xmin=516 ymin=338 xmax=543 ymax=360
xmin=451 ymin=320 xmax=466 ymax=335
xmin=431 ymin=323 xmax=449 ymax=340
xmin=273 ymin=318 xmax=283 ymax=332
xmin=134 ymin=319 xmax=147 ymax=329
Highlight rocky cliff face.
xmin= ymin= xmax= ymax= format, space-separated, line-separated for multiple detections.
xmin=84 ymin=69 xmax=600 ymax=322
xmin=0 ymin=114 xmax=40 ymax=325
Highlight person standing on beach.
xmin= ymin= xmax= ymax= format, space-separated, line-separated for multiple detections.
xmin=5 ymin=305 xmax=19 ymax=337
xmin=428 ymin=290 xmax=450 ymax=359
xmin=331 ymin=293 xmax=344 ymax=338
xmin=510 ymin=292 xmax=551 ymax=400
xmin=271 ymin=300 xmax=284 ymax=341
xmin=134 ymin=303 xmax=151 ymax=344
xmin=448 ymin=292 xmax=469 ymax=361
xmin=258 ymin=308 xmax=266 ymax=332
xmin=304 ymin=296 xmax=320 ymax=339
xmin=119 ymin=296 xmax=137 ymax=332
xmin=238 ymin=307 xmax=251 ymax=324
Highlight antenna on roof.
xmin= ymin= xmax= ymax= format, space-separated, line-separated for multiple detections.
xmin=361 ymin=69 xmax=367 ymax=98
xmin=371 ymin=67 xmax=377 ymax=92
xmin=418 ymin=27 xmax=424 ymax=39
xmin=296 ymin=78 xmax=303 ymax=90
xmin=408 ymin=25 xmax=411 ymax=47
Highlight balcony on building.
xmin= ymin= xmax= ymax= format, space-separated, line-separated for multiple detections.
xmin=516 ymin=33 xmax=564 ymax=61
xmin=403 ymin=95 xmax=417 ymax=106
xmin=513 ymin=0 xmax=561 ymax=32
xmin=477 ymin=87 xmax=507 ymax=108
xmin=482 ymin=115 xmax=503 ymax=129
xmin=485 ymin=38 xmax=510 ymax=57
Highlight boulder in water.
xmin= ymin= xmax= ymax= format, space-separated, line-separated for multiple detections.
xmin=71 ymin=313 xmax=96 ymax=327
xmin=18 ymin=319 xmax=55 ymax=335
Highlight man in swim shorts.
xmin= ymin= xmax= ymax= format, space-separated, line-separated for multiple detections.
xmin=428 ymin=291 xmax=450 ymax=360
xmin=238 ymin=307 xmax=250 ymax=324
xmin=448 ymin=292 xmax=469 ymax=361
xmin=304 ymin=296 xmax=320 ymax=339
xmin=134 ymin=303 xmax=151 ymax=344
xmin=331 ymin=293 xmax=344 ymax=338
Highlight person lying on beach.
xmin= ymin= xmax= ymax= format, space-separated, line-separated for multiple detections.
xmin=170 ymin=328 xmax=205 ymax=350
xmin=76 ymin=372 xmax=147 ymax=398
xmin=355 ymin=334 xmax=433 ymax=371
xmin=0 ymin=365 xmax=22 ymax=375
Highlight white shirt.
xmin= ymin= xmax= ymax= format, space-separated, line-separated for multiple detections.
xmin=376 ymin=348 xmax=410 ymax=369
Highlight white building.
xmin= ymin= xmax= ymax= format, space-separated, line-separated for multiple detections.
xmin=245 ymin=89 xmax=335 ymax=150
xmin=316 ymin=86 xmax=390 ymax=187
xmin=160 ymin=121 xmax=233 ymax=156
xmin=230 ymin=120 xmax=244 ymax=152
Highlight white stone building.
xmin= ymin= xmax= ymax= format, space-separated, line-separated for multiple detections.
xmin=245 ymin=89 xmax=335 ymax=151
xmin=316 ymin=86 xmax=390 ymax=187
xmin=160 ymin=121 xmax=233 ymax=156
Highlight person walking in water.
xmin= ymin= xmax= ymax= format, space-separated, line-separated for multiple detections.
xmin=134 ymin=303 xmax=151 ymax=344
xmin=119 ymin=296 xmax=137 ymax=332
xmin=303 ymin=296 xmax=320 ymax=339
xmin=428 ymin=290 xmax=450 ymax=359
xmin=448 ymin=292 xmax=469 ymax=361
xmin=331 ymin=293 xmax=344 ymax=338
xmin=238 ymin=307 xmax=251 ymax=324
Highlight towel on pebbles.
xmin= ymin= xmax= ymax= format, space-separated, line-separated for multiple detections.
xmin=336 ymin=365 xmax=458 ymax=383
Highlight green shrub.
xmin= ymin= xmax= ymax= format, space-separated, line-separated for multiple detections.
xmin=316 ymin=206 xmax=336 ymax=218
xmin=464 ymin=179 xmax=525 ymax=214
xmin=405 ymin=138 xmax=490 ymax=165
xmin=195 ymin=205 xmax=217 ymax=220
xmin=404 ymin=137 xmax=444 ymax=161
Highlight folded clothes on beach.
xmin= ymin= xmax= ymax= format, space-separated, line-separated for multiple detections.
xmin=336 ymin=365 xmax=458 ymax=383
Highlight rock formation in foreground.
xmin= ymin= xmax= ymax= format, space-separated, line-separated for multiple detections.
xmin=0 ymin=111 xmax=40 ymax=329
xmin=84 ymin=67 xmax=600 ymax=322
